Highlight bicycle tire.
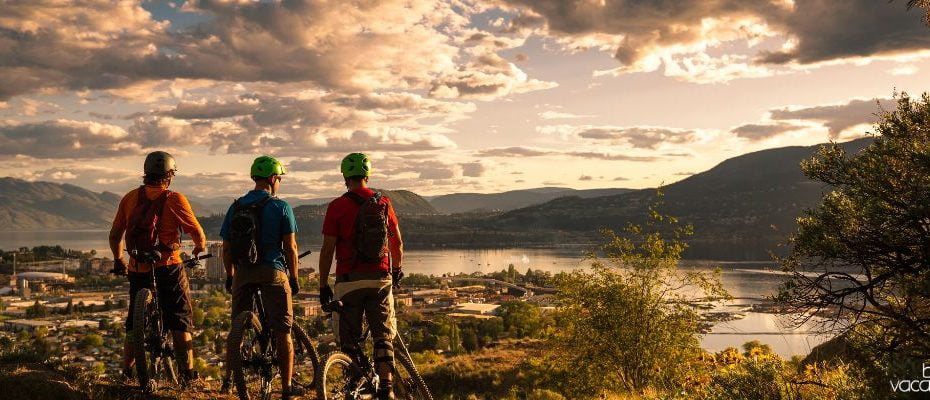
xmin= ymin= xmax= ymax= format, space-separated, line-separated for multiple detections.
xmin=318 ymin=351 xmax=362 ymax=400
xmin=228 ymin=311 xmax=274 ymax=400
xmin=394 ymin=351 xmax=433 ymax=400
xmin=291 ymin=324 xmax=321 ymax=396
xmin=132 ymin=288 xmax=156 ymax=393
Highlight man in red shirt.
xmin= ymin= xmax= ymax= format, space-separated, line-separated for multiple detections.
xmin=318 ymin=152 xmax=403 ymax=400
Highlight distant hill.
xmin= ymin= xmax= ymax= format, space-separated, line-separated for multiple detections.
xmin=200 ymin=188 xmax=438 ymax=239
xmin=188 ymin=195 xmax=332 ymax=216
xmin=472 ymin=138 xmax=874 ymax=259
xmin=291 ymin=189 xmax=437 ymax=217
xmin=0 ymin=178 xmax=119 ymax=230
xmin=429 ymin=187 xmax=633 ymax=213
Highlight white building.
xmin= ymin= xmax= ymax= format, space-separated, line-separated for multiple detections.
xmin=453 ymin=302 xmax=500 ymax=315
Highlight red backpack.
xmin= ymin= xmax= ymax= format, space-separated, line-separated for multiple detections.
xmin=343 ymin=191 xmax=390 ymax=265
xmin=125 ymin=186 xmax=170 ymax=264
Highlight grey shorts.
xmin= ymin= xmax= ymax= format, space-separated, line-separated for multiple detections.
xmin=334 ymin=272 xmax=396 ymax=365
xmin=232 ymin=266 xmax=293 ymax=333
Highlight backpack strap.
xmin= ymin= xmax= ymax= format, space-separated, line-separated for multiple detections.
xmin=152 ymin=190 xmax=172 ymax=247
xmin=343 ymin=191 xmax=366 ymax=206
xmin=135 ymin=186 xmax=148 ymax=206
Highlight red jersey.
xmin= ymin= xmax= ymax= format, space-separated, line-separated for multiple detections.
xmin=322 ymin=187 xmax=401 ymax=275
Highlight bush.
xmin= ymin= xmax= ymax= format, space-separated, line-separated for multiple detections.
xmin=549 ymin=192 xmax=729 ymax=396
xmin=696 ymin=344 xmax=875 ymax=400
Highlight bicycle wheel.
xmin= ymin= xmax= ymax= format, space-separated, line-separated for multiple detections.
xmin=132 ymin=288 xmax=157 ymax=393
xmin=393 ymin=351 xmax=433 ymax=400
xmin=318 ymin=351 xmax=363 ymax=400
xmin=291 ymin=324 xmax=321 ymax=396
xmin=228 ymin=311 xmax=277 ymax=400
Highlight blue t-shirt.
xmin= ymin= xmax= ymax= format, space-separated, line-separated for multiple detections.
xmin=220 ymin=190 xmax=298 ymax=272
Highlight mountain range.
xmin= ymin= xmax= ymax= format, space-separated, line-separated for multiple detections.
xmin=428 ymin=137 xmax=872 ymax=259
xmin=427 ymin=187 xmax=632 ymax=213
xmin=0 ymin=138 xmax=872 ymax=259
xmin=0 ymin=178 xmax=120 ymax=230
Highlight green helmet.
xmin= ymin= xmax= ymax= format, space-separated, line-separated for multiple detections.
xmin=143 ymin=151 xmax=176 ymax=175
xmin=340 ymin=152 xmax=372 ymax=178
xmin=251 ymin=155 xmax=286 ymax=178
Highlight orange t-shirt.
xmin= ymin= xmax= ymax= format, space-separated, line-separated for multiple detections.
xmin=112 ymin=185 xmax=206 ymax=272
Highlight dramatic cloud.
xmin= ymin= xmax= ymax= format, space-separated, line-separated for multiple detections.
xmin=474 ymin=146 xmax=658 ymax=162
xmin=729 ymin=97 xmax=897 ymax=140
xmin=758 ymin=0 xmax=930 ymax=64
xmin=429 ymin=53 xmax=557 ymax=100
xmin=0 ymin=119 xmax=142 ymax=159
xmin=539 ymin=125 xmax=698 ymax=149
xmin=730 ymin=122 xmax=806 ymax=141
xmin=769 ymin=98 xmax=896 ymax=139
xmin=475 ymin=146 xmax=553 ymax=157
xmin=461 ymin=162 xmax=486 ymax=177
xmin=494 ymin=0 xmax=930 ymax=82
xmin=288 ymin=157 xmax=341 ymax=173
xmin=0 ymin=1 xmax=555 ymax=102
xmin=123 ymin=90 xmax=471 ymax=156
xmin=538 ymin=110 xmax=591 ymax=120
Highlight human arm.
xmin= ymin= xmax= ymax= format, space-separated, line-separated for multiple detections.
xmin=283 ymin=233 xmax=299 ymax=279
xmin=317 ymin=234 xmax=337 ymax=305
xmin=222 ymin=240 xmax=234 ymax=292
xmin=318 ymin=235 xmax=337 ymax=287
xmin=220 ymin=203 xmax=236 ymax=292
xmin=109 ymin=193 xmax=129 ymax=273
xmin=171 ymin=193 xmax=206 ymax=256
xmin=387 ymin=201 xmax=403 ymax=271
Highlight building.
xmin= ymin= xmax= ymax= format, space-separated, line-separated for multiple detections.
xmin=15 ymin=272 xmax=74 ymax=284
xmin=293 ymin=301 xmax=321 ymax=318
xmin=395 ymin=295 xmax=413 ymax=307
xmin=205 ymin=242 xmax=225 ymax=282
xmin=3 ymin=319 xmax=56 ymax=332
xmin=59 ymin=320 xmax=100 ymax=330
xmin=80 ymin=258 xmax=113 ymax=274
xmin=453 ymin=302 xmax=500 ymax=315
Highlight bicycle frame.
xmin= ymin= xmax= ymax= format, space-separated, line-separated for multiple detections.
xmin=144 ymin=266 xmax=173 ymax=362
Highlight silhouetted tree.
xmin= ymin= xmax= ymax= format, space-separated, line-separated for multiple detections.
xmin=777 ymin=93 xmax=930 ymax=358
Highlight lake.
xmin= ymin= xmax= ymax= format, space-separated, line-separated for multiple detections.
xmin=0 ymin=231 xmax=828 ymax=357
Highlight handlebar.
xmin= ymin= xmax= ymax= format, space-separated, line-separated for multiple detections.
xmin=322 ymin=300 xmax=343 ymax=313
xmin=183 ymin=253 xmax=213 ymax=268
xmin=298 ymin=250 xmax=312 ymax=259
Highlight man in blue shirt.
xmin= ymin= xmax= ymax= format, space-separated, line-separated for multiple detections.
xmin=221 ymin=155 xmax=303 ymax=399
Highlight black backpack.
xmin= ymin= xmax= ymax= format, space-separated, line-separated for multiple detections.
xmin=126 ymin=186 xmax=170 ymax=264
xmin=344 ymin=191 xmax=390 ymax=265
xmin=228 ymin=196 xmax=273 ymax=267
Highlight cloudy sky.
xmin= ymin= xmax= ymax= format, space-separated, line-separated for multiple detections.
xmin=2 ymin=0 xmax=929 ymax=199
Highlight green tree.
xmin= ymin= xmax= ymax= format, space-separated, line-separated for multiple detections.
xmin=26 ymin=300 xmax=48 ymax=317
xmin=507 ymin=264 xmax=517 ymax=283
xmin=777 ymin=93 xmax=930 ymax=359
xmin=0 ymin=336 xmax=13 ymax=353
xmin=461 ymin=328 xmax=479 ymax=353
xmin=80 ymin=334 xmax=104 ymax=349
xmin=496 ymin=301 xmax=543 ymax=338
xmin=550 ymin=191 xmax=729 ymax=396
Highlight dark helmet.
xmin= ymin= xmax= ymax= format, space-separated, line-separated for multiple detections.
xmin=143 ymin=151 xmax=177 ymax=175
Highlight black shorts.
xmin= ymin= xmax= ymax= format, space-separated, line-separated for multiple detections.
xmin=125 ymin=263 xmax=193 ymax=333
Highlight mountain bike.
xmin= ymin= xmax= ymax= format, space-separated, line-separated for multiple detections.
xmin=318 ymin=297 xmax=433 ymax=400
xmin=227 ymin=250 xmax=320 ymax=400
xmin=131 ymin=253 xmax=212 ymax=393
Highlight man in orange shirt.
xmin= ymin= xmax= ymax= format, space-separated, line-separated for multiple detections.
xmin=108 ymin=151 xmax=206 ymax=382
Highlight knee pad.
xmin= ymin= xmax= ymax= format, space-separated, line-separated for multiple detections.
xmin=373 ymin=338 xmax=394 ymax=364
